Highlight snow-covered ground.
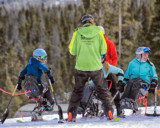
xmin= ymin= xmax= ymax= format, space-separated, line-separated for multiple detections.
xmin=1 ymin=106 xmax=160 ymax=128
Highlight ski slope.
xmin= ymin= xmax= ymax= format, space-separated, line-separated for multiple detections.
xmin=1 ymin=106 xmax=160 ymax=128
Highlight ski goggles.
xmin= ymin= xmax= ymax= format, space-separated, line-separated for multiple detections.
xmin=101 ymin=54 xmax=105 ymax=59
xmin=40 ymin=56 xmax=47 ymax=60
xmin=143 ymin=47 xmax=150 ymax=53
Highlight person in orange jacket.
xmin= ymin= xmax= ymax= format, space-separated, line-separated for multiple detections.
xmin=105 ymin=36 xmax=118 ymax=66
xmin=98 ymin=26 xmax=125 ymax=117
xmin=98 ymin=26 xmax=118 ymax=66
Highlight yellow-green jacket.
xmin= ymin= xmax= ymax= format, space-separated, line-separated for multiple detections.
xmin=69 ymin=23 xmax=107 ymax=71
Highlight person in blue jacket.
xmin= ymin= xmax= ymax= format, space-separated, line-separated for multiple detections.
xmin=118 ymin=47 xmax=158 ymax=114
xmin=17 ymin=48 xmax=55 ymax=111
xmin=79 ymin=54 xmax=125 ymax=118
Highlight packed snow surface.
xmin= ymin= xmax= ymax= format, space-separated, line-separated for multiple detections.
xmin=1 ymin=106 xmax=160 ymax=128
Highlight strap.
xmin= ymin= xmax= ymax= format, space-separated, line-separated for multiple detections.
xmin=124 ymin=78 xmax=129 ymax=82
xmin=116 ymin=73 xmax=124 ymax=77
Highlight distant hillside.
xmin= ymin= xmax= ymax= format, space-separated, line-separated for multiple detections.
xmin=0 ymin=0 xmax=81 ymax=11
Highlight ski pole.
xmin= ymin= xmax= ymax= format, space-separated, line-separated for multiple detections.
xmin=0 ymin=84 xmax=18 ymax=124
xmin=48 ymin=79 xmax=63 ymax=121
xmin=153 ymin=87 xmax=158 ymax=115
xmin=111 ymin=91 xmax=120 ymax=103
xmin=146 ymin=86 xmax=160 ymax=116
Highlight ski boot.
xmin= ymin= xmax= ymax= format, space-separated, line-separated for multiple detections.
xmin=67 ymin=106 xmax=77 ymax=122
xmin=117 ymin=112 xmax=126 ymax=118
xmin=116 ymin=107 xmax=126 ymax=118
xmin=43 ymin=101 xmax=54 ymax=111
xmin=31 ymin=112 xmax=43 ymax=121
xmin=103 ymin=105 xmax=114 ymax=120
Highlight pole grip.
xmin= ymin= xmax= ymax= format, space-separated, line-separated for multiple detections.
xmin=49 ymin=79 xmax=54 ymax=92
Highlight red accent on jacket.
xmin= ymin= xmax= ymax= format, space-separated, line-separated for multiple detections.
xmin=104 ymin=35 xmax=118 ymax=66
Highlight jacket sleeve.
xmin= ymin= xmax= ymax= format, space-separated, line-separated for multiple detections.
xmin=39 ymin=63 xmax=53 ymax=78
xmin=123 ymin=63 xmax=132 ymax=84
xmin=108 ymin=40 xmax=118 ymax=66
xmin=99 ymin=31 xmax=107 ymax=55
xmin=18 ymin=66 xmax=27 ymax=83
xmin=108 ymin=64 xmax=124 ymax=81
xmin=105 ymin=36 xmax=118 ymax=66
xmin=69 ymin=31 xmax=78 ymax=55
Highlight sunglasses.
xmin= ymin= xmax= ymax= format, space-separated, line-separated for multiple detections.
xmin=143 ymin=48 xmax=150 ymax=53
xmin=40 ymin=56 xmax=47 ymax=60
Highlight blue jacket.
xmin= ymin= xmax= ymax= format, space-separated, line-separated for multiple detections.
xmin=89 ymin=63 xmax=124 ymax=85
xmin=19 ymin=57 xmax=52 ymax=84
xmin=123 ymin=58 xmax=158 ymax=84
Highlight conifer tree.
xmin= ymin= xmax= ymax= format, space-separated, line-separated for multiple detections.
xmin=147 ymin=0 xmax=160 ymax=78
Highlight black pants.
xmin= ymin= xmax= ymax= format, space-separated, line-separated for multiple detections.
xmin=121 ymin=78 xmax=148 ymax=101
xmin=68 ymin=69 xmax=112 ymax=115
xmin=106 ymin=73 xmax=121 ymax=114
xmin=42 ymin=83 xmax=54 ymax=105
xmin=81 ymin=73 xmax=122 ymax=115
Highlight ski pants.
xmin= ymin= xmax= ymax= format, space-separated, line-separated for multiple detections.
xmin=68 ymin=69 xmax=112 ymax=115
xmin=42 ymin=83 xmax=54 ymax=105
xmin=81 ymin=73 xmax=122 ymax=115
xmin=121 ymin=78 xmax=149 ymax=101
xmin=106 ymin=73 xmax=122 ymax=114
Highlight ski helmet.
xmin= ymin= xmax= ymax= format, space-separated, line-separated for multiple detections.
xmin=33 ymin=48 xmax=47 ymax=60
xmin=98 ymin=26 xmax=105 ymax=35
xmin=81 ymin=14 xmax=94 ymax=24
xmin=136 ymin=47 xmax=150 ymax=61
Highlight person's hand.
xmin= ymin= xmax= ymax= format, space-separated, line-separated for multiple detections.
xmin=49 ymin=76 xmax=55 ymax=84
xmin=17 ymin=83 xmax=22 ymax=91
xmin=117 ymin=81 xmax=125 ymax=93
xmin=149 ymin=84 xmax=157 ymax=94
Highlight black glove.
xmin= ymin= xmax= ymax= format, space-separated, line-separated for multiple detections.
xmin=17 ymin=83 xmax=22 ymax=91
xmin=49 ymin=76 xmax=55 ymax=84
xmin=149 ymin=84 xmax=157 ymax=94
xmin=117 ymin=81 xmax=125 ymax=93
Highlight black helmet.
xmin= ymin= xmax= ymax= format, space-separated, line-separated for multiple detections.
xmin=81 ymin=14 xmax=94 ymax=24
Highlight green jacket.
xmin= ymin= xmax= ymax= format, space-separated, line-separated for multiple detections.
xmin=69 ymin=23 xmax=107 ymax=71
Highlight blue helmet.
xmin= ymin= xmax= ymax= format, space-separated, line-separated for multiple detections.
xmin=33 ymin=49 xmax=47 ymax=60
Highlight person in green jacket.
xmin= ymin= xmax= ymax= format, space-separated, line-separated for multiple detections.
xmin=68 ymin=14 xmax=113 ymax=122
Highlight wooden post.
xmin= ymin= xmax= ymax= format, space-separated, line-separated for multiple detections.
xmin=118 ymin=0 xmax=122 ymax=66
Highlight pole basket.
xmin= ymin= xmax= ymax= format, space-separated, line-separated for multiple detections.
xmin=145 ymin=111 xmax=160 ymax=116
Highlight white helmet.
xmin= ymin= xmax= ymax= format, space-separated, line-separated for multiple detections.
xmin=136 ymin=47 xmax=150 ymax=62
xmin=98 ymin=26 xmax=105 ymax=35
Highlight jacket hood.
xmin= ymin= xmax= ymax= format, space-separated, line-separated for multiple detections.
xmin=29 ymin=57 xmax=39 ymax=64
xmin=77 ymin=23 xmax=101 ymax=38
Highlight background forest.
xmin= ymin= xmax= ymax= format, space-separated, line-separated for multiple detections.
xmin=0 ymin=0 xmax=160 ymax=118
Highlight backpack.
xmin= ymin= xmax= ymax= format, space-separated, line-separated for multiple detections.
xmin=24 ymin=75 xmax=43 ymax=98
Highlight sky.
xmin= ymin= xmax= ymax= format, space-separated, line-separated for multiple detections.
xmin=1 ymin=106 xmax=160 ymax=128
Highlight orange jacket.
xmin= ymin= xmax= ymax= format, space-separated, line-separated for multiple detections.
xmin=104 ymin=35 xmax=118 ymax=66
